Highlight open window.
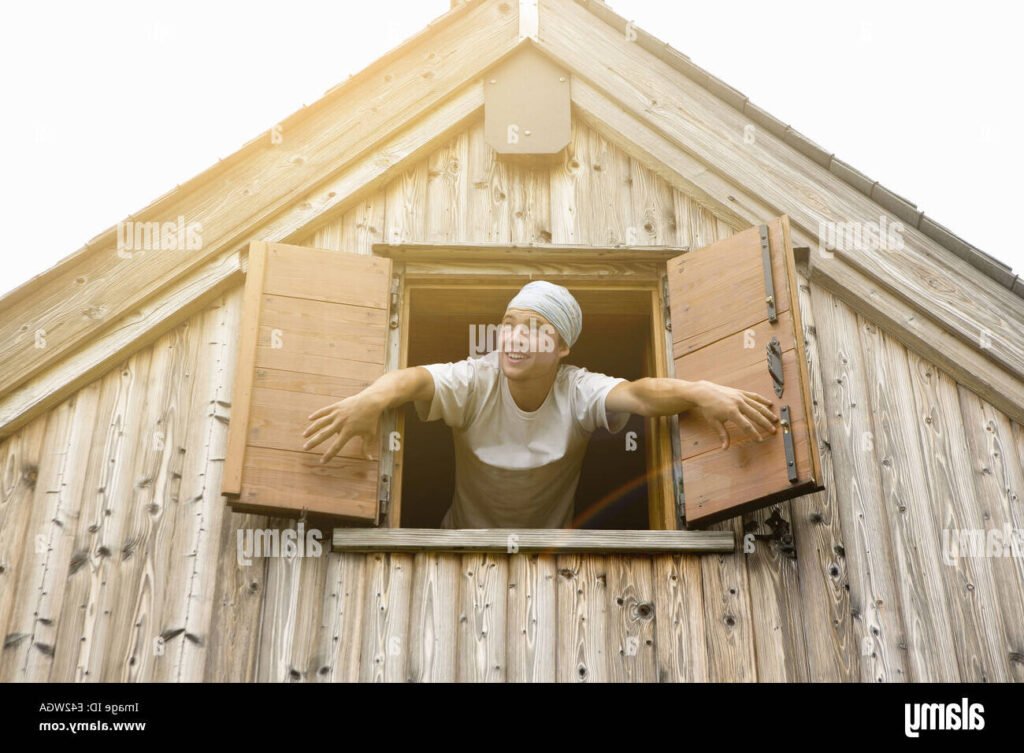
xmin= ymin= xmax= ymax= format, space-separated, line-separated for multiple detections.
xmin=401 ymin=285 xmax=654 ymax=530
xmin=221 ymin=216 xmax=824 ymax=544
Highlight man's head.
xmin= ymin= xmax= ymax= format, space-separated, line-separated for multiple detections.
xmin=499 ymin=281 xmax=581 ymax=379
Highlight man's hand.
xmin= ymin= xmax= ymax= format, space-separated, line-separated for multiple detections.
xmin=692 ymin=380 xmax=779 ymax=450
xmin=302 ymin=393 xmax=382 ymax=464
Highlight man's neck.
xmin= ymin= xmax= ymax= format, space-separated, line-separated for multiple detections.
xmin=506 ymin=367 xmax=559 ymax=412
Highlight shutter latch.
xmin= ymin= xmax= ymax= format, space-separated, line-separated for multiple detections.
xmin=766 ymin=336 xmax=784 ymax=397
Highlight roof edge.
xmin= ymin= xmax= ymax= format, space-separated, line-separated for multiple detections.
xmin=575 ymin=0 xmax=1021 ymax=298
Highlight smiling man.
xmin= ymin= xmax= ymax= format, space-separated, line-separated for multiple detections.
xmin=303 ymin=280 xmax=778 ymax=529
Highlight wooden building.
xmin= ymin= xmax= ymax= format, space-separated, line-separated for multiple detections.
xmin=1 ymin=0 xmax=1023 ymax=683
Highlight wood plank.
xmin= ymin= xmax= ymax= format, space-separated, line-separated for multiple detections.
xmin=235 ymin=446 xmax=378 ymax=521
xmin=807 ymin=252 xmax=1024 ymax=426
xmin=254 ymin=515 xmax=304 ymax=682
xmin=556 ymin=554 xmax=609 ymax=682
xmin=744 ymin=503 xmax=811 ymax=682
xmin=359 ymin=553 xmax=413 ymax=682
xmin=0 ymin=249 xmax=244 ymax=439
xmin=457 ymin=553 xmax=508 ymax=681
xmin=606 ymin=554 xmax=657 ymax=681
xmin=506 ymin=553 xmax=557 ymax=682
xmin=157 ymin=294 xmax=241 ymax=680
xmin=0 ymin=396 xmax=77 ymax=681
xmin=956 ymin=385 xmax=1024 ymax=681
xmin=700 ymin=518 xmax=758 ymax=682
xmin=373 ymin=243 xmax=686 ymax=263
xmin=46 ymin=369 xmax=130 ymax=681
xmin=408 ymin=552 xmax=460 ymax=682
xmin=812 ymin=287 xmax=909 ymax=681
xmin=76 ymin=346 xmax=155 ymax=681
xmin=0 ymin=420 xmax=49 ymax=676
xmin=790 ymin=272 xmax=859 ymax=681
xmin=857 ymin=315 xmax=962 ymax=681
xmin=203 ymin=510 xmax=269 ymax=681
xmin=651 ymin=554 xmax=707 ymax=682
xmin=318 ymin=552 xmax=367 ymax=682
xmin=332 ymin=528 xmax=734 ymax=553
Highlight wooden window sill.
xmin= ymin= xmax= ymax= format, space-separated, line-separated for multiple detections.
xmin=331 ymin=528 xmax=733 ymax=554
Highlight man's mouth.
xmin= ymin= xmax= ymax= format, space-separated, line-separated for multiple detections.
xmin=505 ymin=351 xmax=529 ymax=363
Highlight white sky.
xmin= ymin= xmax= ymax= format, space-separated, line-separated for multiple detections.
xmin=1 ymin=0 xmax=1020 ymax=299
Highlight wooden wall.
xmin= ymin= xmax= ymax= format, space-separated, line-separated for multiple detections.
xmin=2 ymin=117 xmax=1023 ymax=682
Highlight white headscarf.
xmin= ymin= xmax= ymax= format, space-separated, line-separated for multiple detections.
xmin=505 ymin=280 xmax=582 ymax=348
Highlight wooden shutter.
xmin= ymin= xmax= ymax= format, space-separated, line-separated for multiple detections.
xmin=221 ymin=241 xmax=392 ymax=522
xmin=666 ymin=215 xmax=824 ymax=527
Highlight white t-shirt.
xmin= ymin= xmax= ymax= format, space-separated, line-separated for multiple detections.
xmin=413 ymin=349 xmax=631 ymax=529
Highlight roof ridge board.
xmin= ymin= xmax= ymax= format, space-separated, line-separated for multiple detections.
xmin=575 ymin=0 xmax=1020 ymax=296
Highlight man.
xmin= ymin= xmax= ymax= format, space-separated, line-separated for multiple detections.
xmin=303 ymin=280 xmax=778 ymax=529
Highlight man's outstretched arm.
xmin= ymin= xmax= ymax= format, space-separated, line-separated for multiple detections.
xmin=302 ymin=366 xmax=435 ymax=464
xmin=605 ymin=378 xmax=779 ymax=450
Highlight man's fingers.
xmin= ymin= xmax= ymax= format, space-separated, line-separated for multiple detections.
xmin=303 ymin=420 xmax=340 ymax=451
xmin=320 ymin=428 xmax=352 ymax=465
xmin=744 ymin=394 xmax=779 ymax=425
xmin=734 ymin=410 xmax=764 ymax=441
xmin=741 ymin=399 xmax=777 ymax=434
xmin=714 ymin=420 xmax=730 ymax=450
xmin=742 ymin=390 xmax=774 ymax=407
xmin=307 ymin=404 xmax=336 ymax=422
xmin=303 ymin=413 xmax=334 ymax=440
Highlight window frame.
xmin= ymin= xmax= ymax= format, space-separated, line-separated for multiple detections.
xmin=336 ymin=242 xmax=709 ymax=553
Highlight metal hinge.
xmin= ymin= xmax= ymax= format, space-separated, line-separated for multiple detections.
xmin=378 ymin=473 xmax=391 ymax=520
xmin=661 ymin=274 xmax=672 ymax=333
xmin=389 ymin=276 xmax=400 ymax=329
xmin=779 ymin=406 xmax=798 ymax=483
xmin=760 ymin=224 xmax=778 ymax=322
xmin=675 ymin=477 xmax=686 ymax=528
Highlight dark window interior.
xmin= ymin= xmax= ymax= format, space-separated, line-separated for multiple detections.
xmin=400 ymin=285 xmax=652 ymax=529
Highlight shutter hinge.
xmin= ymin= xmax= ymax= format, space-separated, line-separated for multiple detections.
xmin=760 ymin=224 xmax=778 ymax=322
xmin=661 ymin=274 xmax=672 ymax=333
xmin=378 ymin=473 xmax=391 ymax=520
xmin=389 ymin=276 xmax=400 ymax=329
xmin=780 ymin=406 xmax=798 ymax=483
xmin=675 ymin=476 xmax=686 ymax=528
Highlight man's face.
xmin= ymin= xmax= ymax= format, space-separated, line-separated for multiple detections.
xmin=499 ymin=308 xmax=570 ymax=378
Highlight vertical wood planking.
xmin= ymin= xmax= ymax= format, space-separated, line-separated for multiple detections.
xmin=409 ymin=552 xmax=460 ymax=682
xmin=957 ymin=384 xmax=1024 ymax=681
xmin=605 ymin=554 xmax=657 ymax=681
xmin=790 ymin=273 xmax=859 ymax=681
xmin=360 ymin=552 xmax=413 ymax=682
xmin=457 ymin=553 xmax=508 ymax=681
xmin=506 ymin=553 xmax=557 ymax=682
xmin=556 ymin=554 xmax=609 ymax=682
xmin=812 ymin=288 xmax=908 ymax=682
xmin=857 ymin=317 xmax=961 ymax=681
xmin=0 ymin=397 xmax=77 ymax=681
xmin=319 ymin=552 xmax=367 ymax=682
xmin=0 ymin=423 xmax=48 ymax=677
xmin=652 ymin=554 xmax=707 ymax=682
xmin=107 ymin=321 xmax=199 ymax=682
xmin=425 ymin=130 xmax=469 ymax=243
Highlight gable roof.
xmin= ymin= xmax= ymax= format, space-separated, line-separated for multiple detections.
xmin=1 ymin=0 xmax=1022 ymax=441
xmin=577 ymin=0 xmax=1020 ymax=297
